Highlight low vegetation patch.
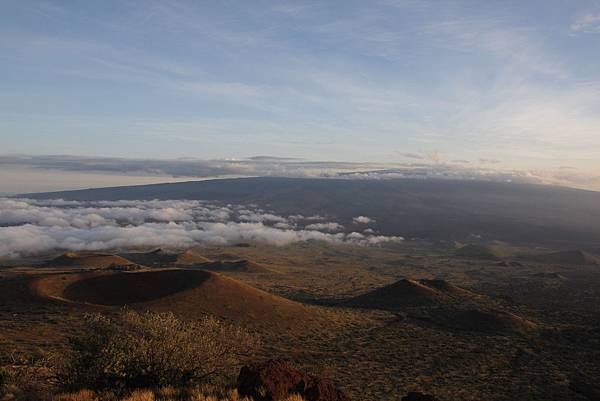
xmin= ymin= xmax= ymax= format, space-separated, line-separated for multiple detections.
xmin=0 ymin=367 xmax=9 ymax=397
xmin=61 ymin=310 xmax=260 ymax=392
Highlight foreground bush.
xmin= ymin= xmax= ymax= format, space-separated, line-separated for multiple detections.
xmin=62 ymin=310 xmax=259 ymax=392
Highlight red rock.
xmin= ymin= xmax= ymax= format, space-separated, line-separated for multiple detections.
xmin=401 ymin=392 xmax=440 ymax=401
xmin=237 ymin=360 xmax=349 ymax=401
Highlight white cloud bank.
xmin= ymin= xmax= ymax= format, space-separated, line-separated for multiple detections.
xmin=0 ymin=198 xmax=402 ymax=259
xmin=571 ymin=13 xmax=600 ymax=33
xmin=304 ymin=222 xmax=344 ymax=232
xmin=353 ymin=216 xmax=374 ymax=224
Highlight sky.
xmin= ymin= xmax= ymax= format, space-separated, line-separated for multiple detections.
xmin=1 ymin=0 xmax=600 ymax=192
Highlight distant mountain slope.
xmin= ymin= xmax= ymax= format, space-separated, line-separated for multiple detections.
xmin=121 ymin=249 xmax=212 ymax=267
xmin=529 ymin=250 xmax=600 ymax=266
xmin=23 ymin=177 xmax=600 ymax=246
xmin=455 ymin=243 xmax=521 ymax=260
xmin=201 ymin=259 xmax=276 ymax=273
xmin=44 ymin=252 xmax=136 ymax=269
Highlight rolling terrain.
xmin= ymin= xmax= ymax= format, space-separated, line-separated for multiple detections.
xmin=2 ymin=178 xmax=600 ymax=400
xmin=29 ymin=269 xmax=320 ymax=330
xmin=1 ymin=240 xmax=599 ymax=400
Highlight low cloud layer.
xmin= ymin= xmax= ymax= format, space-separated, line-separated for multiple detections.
xmin=0 ymin=198 xmax=400 ymax=259
xmin=2 ymin=154 xmax=600 ymax=194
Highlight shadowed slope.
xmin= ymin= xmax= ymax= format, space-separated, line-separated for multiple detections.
xmin=530 ymin=250 xmax=600 ymax=266
xmin=418 ymin=279 xmax=476 ymax=298
xmin=434 ymin=309 xmax=537 ymax=335
xmin=62 ymin=270 xmax=209 ymax=305
xmin=347 ymin=279 xmax=443 ymax=308
xmin=28 ymin=271 xmax=113 ymax=303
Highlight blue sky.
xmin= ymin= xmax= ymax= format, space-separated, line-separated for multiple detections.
xmin=1 ymin=0 xmax=600 ymax=191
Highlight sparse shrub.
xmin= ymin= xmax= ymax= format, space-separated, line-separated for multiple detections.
xmin=121 ymin=389 xmax=155 ymax=401
xmin=61 ymin=310 xmax=259 ymax=392
xmin=0 ymin=364 xmax=54 ymax=401
xmin=52 ymin=389 xmax=99 ymax=401
xmin=0 ymin=366 xmax=9 ymax=396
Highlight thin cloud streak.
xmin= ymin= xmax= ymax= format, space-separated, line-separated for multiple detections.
xmin=571 ymin=12 xmax=600 ymax=33
xmin=2 ymin=154 xmax=600 ymax=193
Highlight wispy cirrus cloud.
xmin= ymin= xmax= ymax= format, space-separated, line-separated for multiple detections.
xmin=421 ymin=19 xmax=569 ymax=79
xmin=570 ymin=12 xmax=600 ymax=33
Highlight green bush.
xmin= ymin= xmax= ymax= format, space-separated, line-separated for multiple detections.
xmin=62 ymin=310 xmax=259 ymax=392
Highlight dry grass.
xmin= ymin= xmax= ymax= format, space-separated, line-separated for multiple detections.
xmin=53 ymin=389 xmax=99 ymax=401
xmin=52 ymin=388 xmax=305 ymax=401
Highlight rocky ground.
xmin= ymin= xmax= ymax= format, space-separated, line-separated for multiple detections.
xmin=1 ymin=241 xmax=599 ymax=400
